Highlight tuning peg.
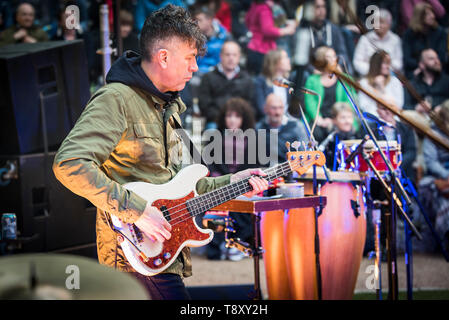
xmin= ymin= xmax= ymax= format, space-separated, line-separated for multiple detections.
xmin=308 ymin=140 xmax=317 ymax=150
xmin=285 ymin=141 xmax=291 ymax=152
xmin=291 ymin=141 xmax=301 ymax=151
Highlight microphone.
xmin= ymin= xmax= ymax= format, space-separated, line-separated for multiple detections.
xmin=345 ymin=135 xmax=370 ymax=165
xmin=363 ymin=112 xmax=395 ymax=128
xmin=318 ymin=130 xmax=337 ymax=152
xmin=273 ymin=77 xmax=319 ymax=96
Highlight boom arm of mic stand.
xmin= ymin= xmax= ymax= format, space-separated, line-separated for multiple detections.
xmin=336 ymin=77 xmax=412 ymax=206
xmin=363 ymin=152 xmax=422 ymax=240
xmin=290 ymin=88 xmax=332 ymax=183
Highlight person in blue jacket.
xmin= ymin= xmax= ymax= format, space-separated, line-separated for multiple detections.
xmin=134 ymin=0 xmax=186 ymax=32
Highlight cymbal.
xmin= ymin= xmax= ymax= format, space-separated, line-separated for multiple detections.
xmin=0 ymin=253 xmax=149 ymax=300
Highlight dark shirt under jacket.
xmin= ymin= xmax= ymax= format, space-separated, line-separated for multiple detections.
xmin=404 ymin=72 xmax=449 ymax=110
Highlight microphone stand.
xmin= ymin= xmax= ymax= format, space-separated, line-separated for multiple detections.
xmin=335 ymin=77 xmax=422 ymax=300
xmin=286 ymin=86 xmax=330 ymax=300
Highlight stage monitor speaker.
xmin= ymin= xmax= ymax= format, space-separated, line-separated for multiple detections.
xmin=0 ymin=152 xmax=97 ymax=253
xmin=0 ymin=40 xmax=90 ymax=155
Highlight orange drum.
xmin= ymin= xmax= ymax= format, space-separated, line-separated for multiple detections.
xmin=260 ymin=209 xmax=292 ymax=300
xmin=285 ymin=170 xmax=366 ymax=300
xmin=338 ymin=139 xmax=401 ymax=173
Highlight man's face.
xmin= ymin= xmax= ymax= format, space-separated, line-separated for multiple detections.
xmin=16 ymin=4 xmax=35 ymax=28
xmin=160 ymin=38 xmax=199 ymax=92
xmin=195 ymin=13 xmax=213 ymax=34
xmin=420 ymin=49 xmax=442 ymax=73
xmin=333 ymin=110 xmax=353 ymax=133
xmin=220 ymin=42 xmax=241 ymax=72
xmin=265 ymin=95 xmax=285 ymax=127
xmin=314 ymin=0 xmax=327 ymax=23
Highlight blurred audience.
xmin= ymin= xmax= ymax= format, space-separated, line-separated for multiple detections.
xmin=198 ymin=40 xmax=254 ymax=129
xmin=404 ymin=48 xmax=449 ymax=113
xmin=321 ymin=102 xmax=362 ymax=170
xmin=253 ymin=48 xmax=292 ymax=121
xmin=375 ymin=103 xmax=417 ymax=182
xmin=303 ymin=46 xmax=358 ymax=142
xmin=353 ymin=9 xmax=403 ymax=76
xmin=256 ymin=93 xmax=308 ymax=165
xmin=292 ymin=0 xmax=352 ymax=86
xmin=192 ymin=5 xmax=229 ymax=75
xmin=119 ymin=9 xmax=139 ymax=53
xmin=134 ymin=0 xmax=186 ymax=32
xmin=358 ymin=50 xmax=404 ymax=117
xmin=205 ymin=97 xmax=257 ymax=261
xmin=245 ymin=0 xmax=296 ymax=75
xmin=402 ymin=2 xmax=448 ymax=78
xmin=418 ymin=100 xmax=449 ymax=253
xmin=0 ymin=1 xmax=13 ymax=32
xmin=0 ymin=2 xmax=48 ymax=46
xmin=400 ymin=0 xmax=446 ymax=34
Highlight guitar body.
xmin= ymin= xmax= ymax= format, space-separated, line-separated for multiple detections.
xmin=110 ymin=164 xmax=213 ymax=276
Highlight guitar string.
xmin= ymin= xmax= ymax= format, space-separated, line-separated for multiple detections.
xmin=157 ymin=161 xmax=289 ymax=223
xmin=166 ymin=157 xmax=319 ymax=228
xmin=160 ymin=162 xmax=290 ymax=226
xmin=160 ymin=158 xmax=318 ymax=228
xmin=166 ymin=163 xmax=292 ymax=228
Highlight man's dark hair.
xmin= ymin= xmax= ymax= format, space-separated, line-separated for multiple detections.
xmin=140 ymin=4 xmax=206 ymax=62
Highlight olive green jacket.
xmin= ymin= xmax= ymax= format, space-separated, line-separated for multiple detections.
xmin=53 ymin=82 xmax=231 ymax=277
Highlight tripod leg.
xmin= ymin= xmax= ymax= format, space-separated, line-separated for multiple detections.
xmin=373 ymin=208 xmax=383 ymax=300
xmin=405 ymin=221 xmax=413 ymax=300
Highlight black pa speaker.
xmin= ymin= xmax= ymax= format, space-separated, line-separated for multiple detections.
xmin=0 ymin=152 xmax=97 ymax=253
xmin=0 ymin=40 xmax=90 ymax=155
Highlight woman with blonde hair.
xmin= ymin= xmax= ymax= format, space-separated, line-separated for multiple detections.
xmin=253 ymin=48 xmax=293 ymax=120
xmin=402 ymin=2 xmax=448 ymax=78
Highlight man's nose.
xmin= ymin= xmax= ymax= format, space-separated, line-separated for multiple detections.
xmin=190 ymin=59 xmax=199 ymax=73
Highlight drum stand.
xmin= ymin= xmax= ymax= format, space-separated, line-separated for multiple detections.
xmin=338 ymin=79 xmax=422 ymax=300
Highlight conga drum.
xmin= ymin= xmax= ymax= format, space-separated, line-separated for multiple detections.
xmin=285 ymin=170 xmax=366 ymax=300
xmin=260 ymin=209 xmax=292 ymax=300
xmin=260 ymin=183 xmax=305 ymax=300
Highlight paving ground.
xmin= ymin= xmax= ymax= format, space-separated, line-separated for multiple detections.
xmin=184 ymin=251 xmax=449 ymax=299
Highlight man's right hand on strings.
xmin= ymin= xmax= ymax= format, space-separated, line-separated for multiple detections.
xmin=135 ymin=204 xmax=172 ymax=242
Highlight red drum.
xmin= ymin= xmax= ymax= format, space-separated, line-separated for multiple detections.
xmin=338 ymin=140 xmax=402 ymax=174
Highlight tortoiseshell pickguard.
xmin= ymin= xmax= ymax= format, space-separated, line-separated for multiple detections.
xmin=136 ymin=191 xmax=210 ymax=269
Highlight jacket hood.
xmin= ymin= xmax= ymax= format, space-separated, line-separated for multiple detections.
xmin=106 ymin=50 xmax=179 ymax=104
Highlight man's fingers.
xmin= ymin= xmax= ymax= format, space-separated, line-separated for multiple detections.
xmin=162 ymin=218 xmax=172 ymax=231
xmin=250 ymin=169 xmax=267 ymax=177
xmin=159 ymin=225 xmax=172 ymax=240
xmin=249 ymin=176 xmax=268 ymax=193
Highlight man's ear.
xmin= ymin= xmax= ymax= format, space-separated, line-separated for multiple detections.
xmin=156 ymin=49 xmax=169 ymax=69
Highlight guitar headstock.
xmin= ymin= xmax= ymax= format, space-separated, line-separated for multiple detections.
xmin=286 ymin=141 xmax=326 ymax=175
